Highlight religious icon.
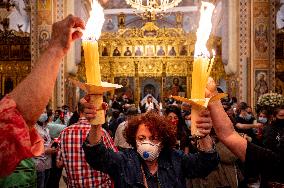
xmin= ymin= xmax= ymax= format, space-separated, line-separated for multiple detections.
xmin=102 ymin=47 xmax=109 ymax=56
xmin=156 ymin=46 xmax=165 ymax=56
xmin=39 ymin=30 xmax=50 ymax=53
xmin=168 ymin=46 xmax=177 ymax=56
xmin=124 ymin=47 xmax=132 ymax=56
xmin=275 ymin=78 xmax=283 ymax=95
xmin=254 ymin=71 xmax=268 ymax=100
xmin=113 ymin=47 xmax=121 ymax=56
xmin=255 ymin=24 xmax=268 ymax=53
xmin=179 ymin=45 xmax=188 ymax=56
xmin=22 ymin=45 xmax=31 ymax=59
xmin=146 ymin=45 xmax=155 ymax=56
xmin=135 ymin=46 xmax=143 ymax=56
xmin=10 ymin=45 xmax=21 ymax=59
xmin=114 ymin=77 xmax=134 ymax=101
xmin=0 ymin=45 xmax=9 ymax=60
xmin=164 ymin=77 xmax=186 ymax=98
xmin=106 ymin=18 xmax=115 ymax=31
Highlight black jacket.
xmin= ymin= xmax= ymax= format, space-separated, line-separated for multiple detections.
xmin=83 ymin=141 xmax=219 ymax=188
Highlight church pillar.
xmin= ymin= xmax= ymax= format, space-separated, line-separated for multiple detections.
xmin=250 ymin=0 xmax=276 ymax=106
xmin=31 ymin=0 xmax=79 ymax=110
xmin=239 ymin=0 xmax=251 ymax=103
xmin=30 ymin=0 xmax=55 ymax=108
xmin=55 ymin=0 xmax=65 ymax=109
xmin=224 ymin=0 xmax=238 ymax=75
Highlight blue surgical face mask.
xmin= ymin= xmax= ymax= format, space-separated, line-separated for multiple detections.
xmin=185 ymin=120 xmax=191 ymax=129
xmin=258 ymin=117 xmax=267 ymax=124
xmin=244 ymin=114 xmax=252 ymax=121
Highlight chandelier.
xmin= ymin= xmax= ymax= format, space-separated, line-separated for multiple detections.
xmin=125 ymin=0 xmax=182 ymax=13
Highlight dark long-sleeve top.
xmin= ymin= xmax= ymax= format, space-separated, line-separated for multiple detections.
xmin=83 ymin=140 xmax=219 ymax=188
xmin=245 ymin=141 xmax=284 ymax=183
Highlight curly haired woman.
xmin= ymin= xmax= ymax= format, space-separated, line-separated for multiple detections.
xmin=83 ymin=110 xmax=219 ymax=188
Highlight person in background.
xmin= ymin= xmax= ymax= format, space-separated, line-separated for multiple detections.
xmin=234 ymin=102 xmax=260 ymax=143
xmin=165 ymin=105 xmax=189 ymax=153
xmin=62 ymin=105 xmax=72 ymax=125
xmin=67 ymin=111 xmax=80 ymax=127
xmin=108 ymin=109 xmax=121 ymax=137
xmin=56 ymin=102 xmax=117 ymax=187
xmin=53 ymin=109 xmax=61 ymax=123
xmin=206 ymin=78 xmax=284 ymax=188
xmin=33 ymin=113 xmax=57 ymax=188
xmin=246 ymin=106 xmax=255 ymax=119
xmin=180 ymin=102 xmax=191 ymax=117
xmin=263 ymin=107 xmax=284 ymax=152
xmin=189 ymin=131 xmax=239 ymax=188
xmin=254 ymin=109 xmax=269 ymax=146
xmin=114 ymin=106 xmax=138 ymax=151
xmin=181 ymin=109 xmax=198 ymax=156
xmin=0 ymin=14 xmax=85 ymax=177
xmin=140 ymin=95 xmax=158 ymax=113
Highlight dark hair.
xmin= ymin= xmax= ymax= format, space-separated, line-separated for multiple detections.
xmin=239 ymin=102 xmax=248 ymax=110
xmin=125 ymin=107 xmax=138 ymax=116
xmin=231 ymin=97 xmax=237 ymax=104
xmin=77 ymin=102 xmax=85 ymax=114
xmin=164 ymin=105 xmax=185 ymax=140
xmin=258 ymin=109 xmax=268 ymax=116
xmin=237 ymin=102 xmax=248 ymax=114
xmin=165 ymin=105 xmax=181 ymax=116
xmin=273 ymin=106 xmax=284 ymax=117
xmin=37 ymin=121 xmax=43 ymax=126
xmin=124 ymin=112 xmax=176 ymax=149
xmin=68 ymin=111 xmax=80 ymax=126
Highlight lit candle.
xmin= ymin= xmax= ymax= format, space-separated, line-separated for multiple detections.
xmin=82 ymin=0 xmax=105 ymax=125
xmin=83 ymin=41 xmax=101 ymax=86
xmin=82 ymin=0 xmax=105 ymax=86
xmin=191 ymin=2 xmax=215 ymax=137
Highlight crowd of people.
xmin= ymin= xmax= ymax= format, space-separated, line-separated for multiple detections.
xmin=0 ymin=15 xmax=283 ymax=188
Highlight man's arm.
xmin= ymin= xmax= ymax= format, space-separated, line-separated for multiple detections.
xmin=235 ymin=122 xmax=262 ymax=130
xmin=9 ymin=15 xmax=85 ymax=127
xmin=205 ymin=78 xmax=247 ymax=161
xmin=208 ymin=101 xmax=247 ymax=161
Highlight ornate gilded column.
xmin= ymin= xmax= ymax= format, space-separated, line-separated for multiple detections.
xmin=269 ymin=0 xmax=276 ymax=92
xmin=239 ymin=0 xmax=251 ymax=103
xmin=30 ymin=0 xmax=79 ymax=110
xmin=55 ymin=0 xmax=65 ymax=109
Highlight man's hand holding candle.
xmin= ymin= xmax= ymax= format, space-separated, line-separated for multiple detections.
xmin=49 ymin=15 xmax=85 ymax=56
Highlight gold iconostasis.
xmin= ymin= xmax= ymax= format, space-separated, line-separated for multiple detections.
xmin=78 ymin=21 xmax=226 ymax=105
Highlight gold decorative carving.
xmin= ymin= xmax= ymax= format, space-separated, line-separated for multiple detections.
xmin=137 ymin=59 xmax=163 ymax=77
xmin=166 ymin=60 xmax=189 ymax=77
xmin=79 ymin=21 xmax=223 ymax=101
xmin=0 ymin=30 xmax=31 ymax=97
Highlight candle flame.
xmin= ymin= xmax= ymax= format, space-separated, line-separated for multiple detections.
xmin=82 ymin=0 xmax=105 ymax=41
xmin=194 ymin=2 xmax=215 ymax=58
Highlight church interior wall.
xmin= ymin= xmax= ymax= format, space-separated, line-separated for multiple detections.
xmin=0 ymin=0 xmax=283 ymax=111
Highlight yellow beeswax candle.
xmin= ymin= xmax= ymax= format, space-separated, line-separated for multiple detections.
xmin=83 ymin=41 xmax=101 ymax=86
xmin=191 ymin=56 xmax=213 ymax=137
xmin=190 ymin=1 xmax=215 ymax=138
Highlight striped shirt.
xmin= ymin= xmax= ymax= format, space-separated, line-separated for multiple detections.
xmin=57 ymin=117 xmax=117 ymax=188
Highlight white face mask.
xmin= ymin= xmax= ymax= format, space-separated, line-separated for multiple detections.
xmin=185 ymin=120 xmax=191 ymax=129
xmin=136 ymin=141 xmax=161 ymax=161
